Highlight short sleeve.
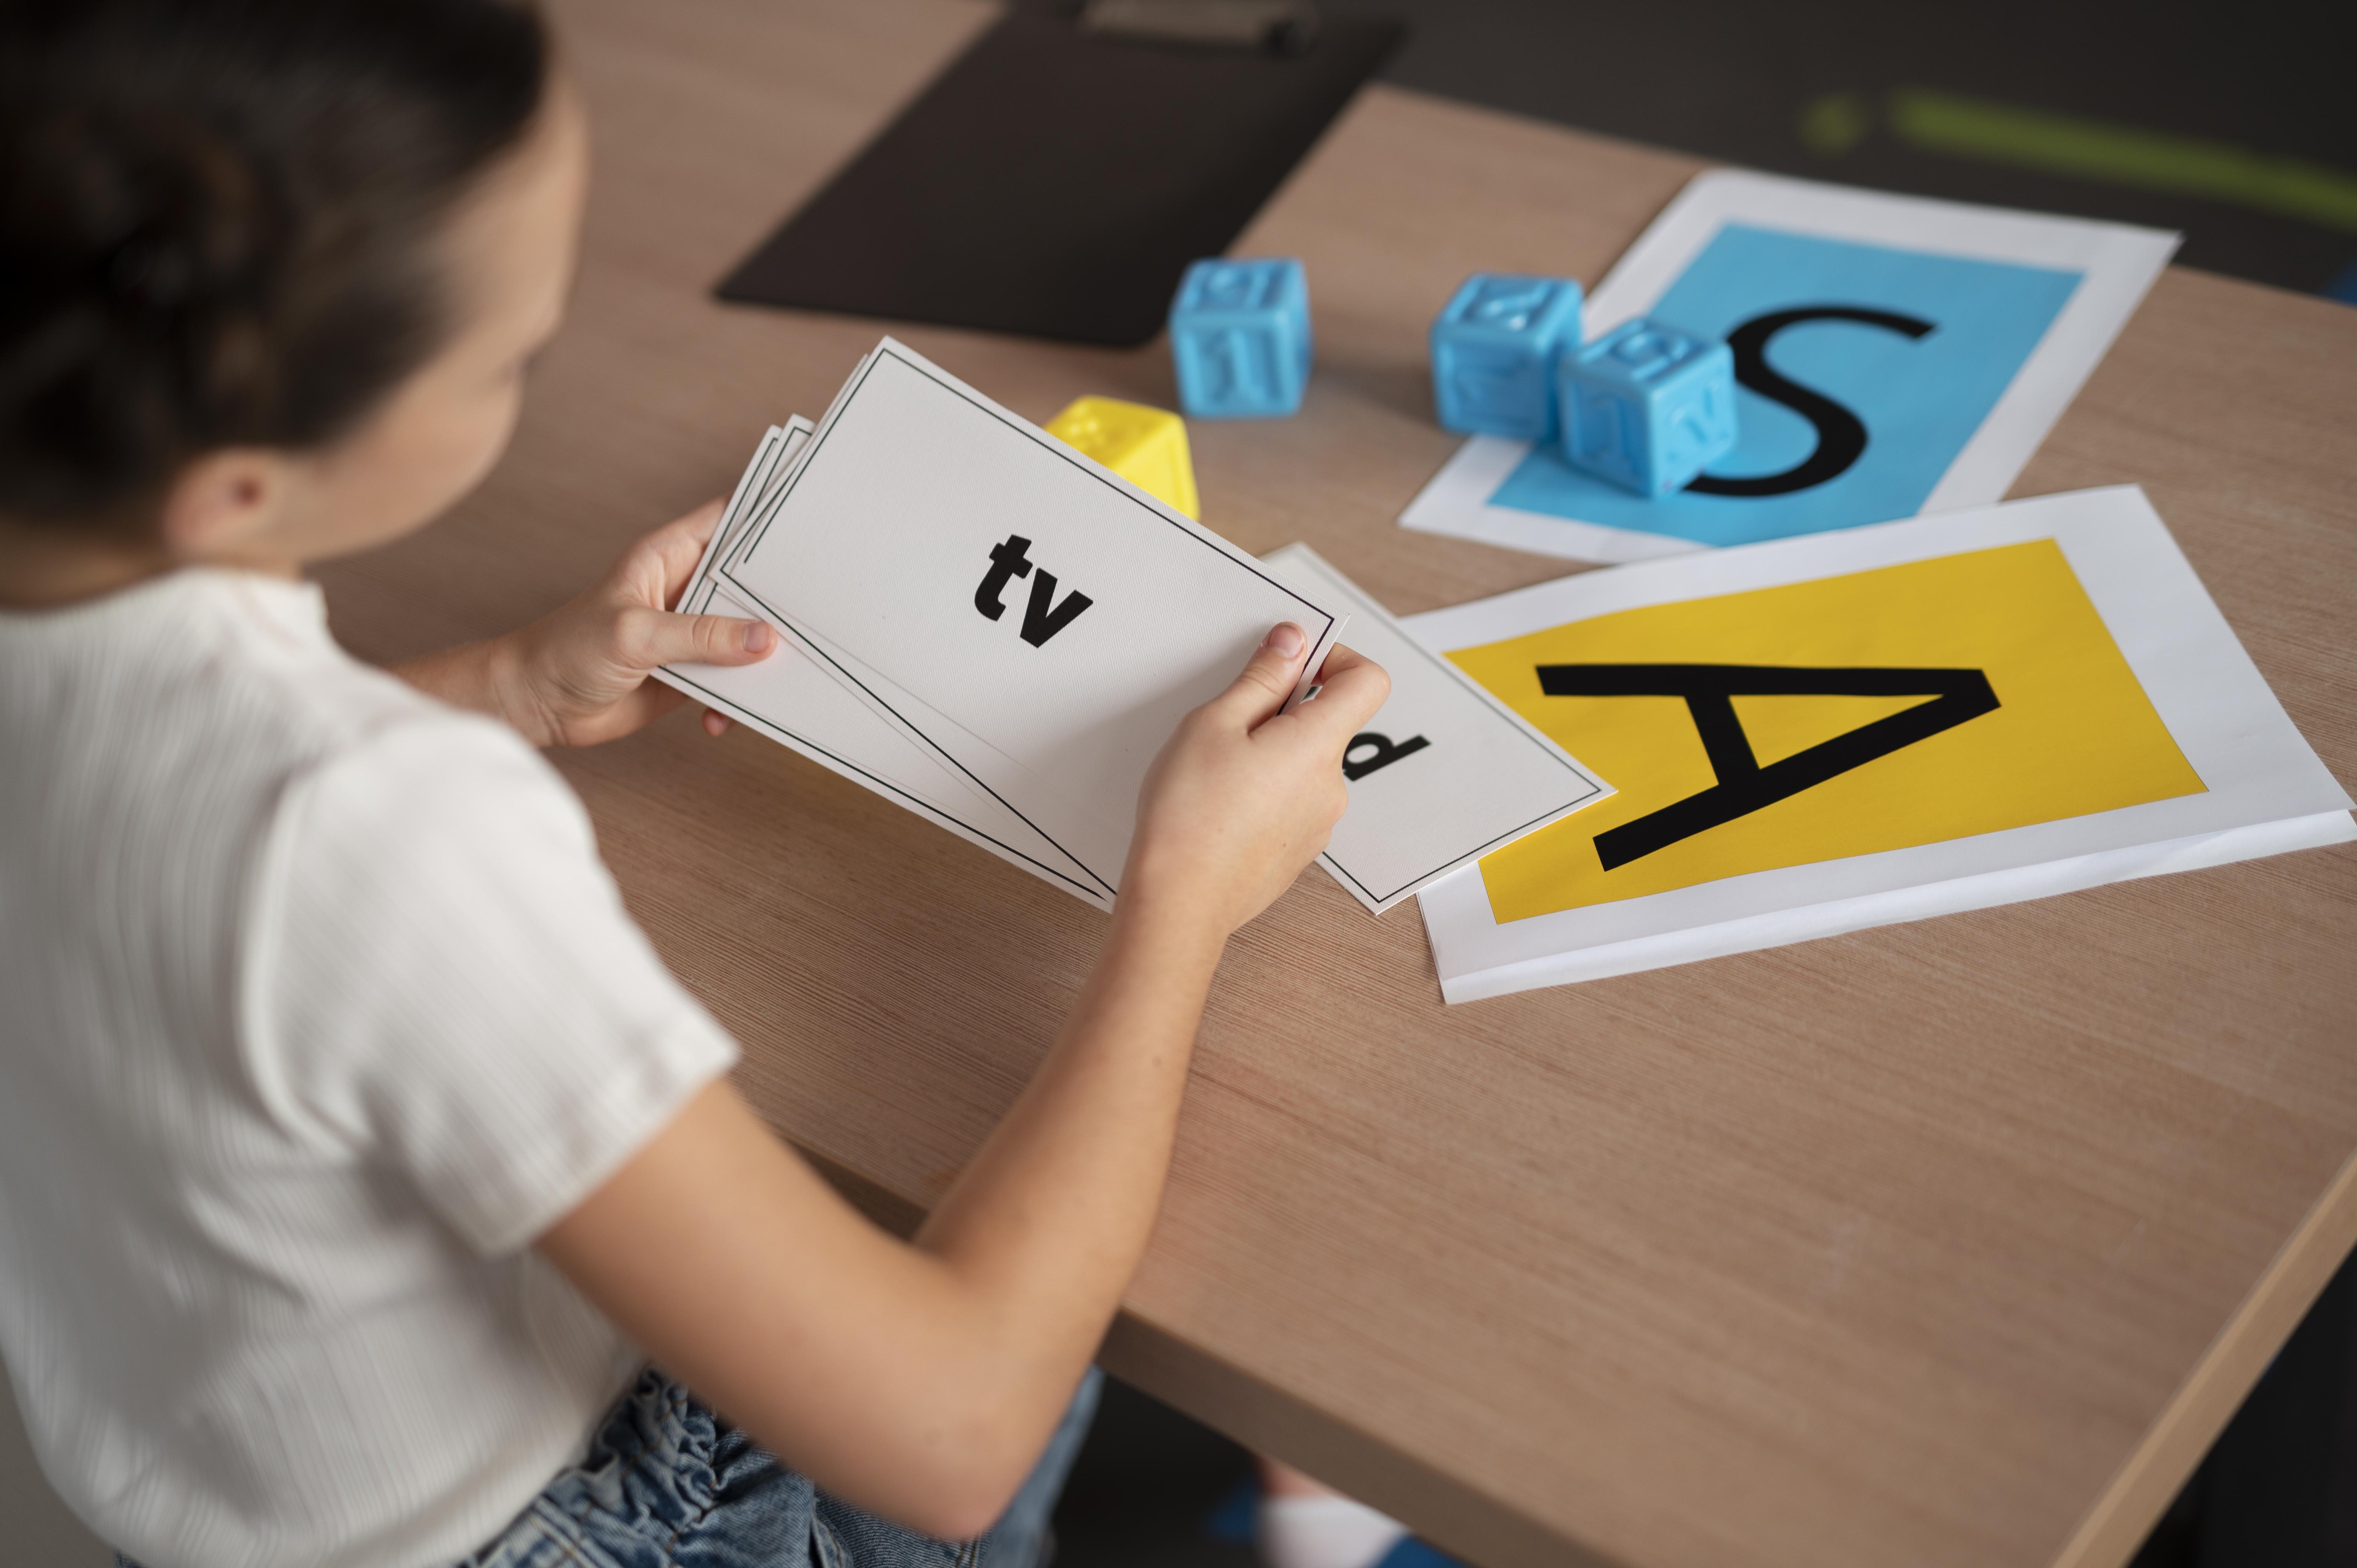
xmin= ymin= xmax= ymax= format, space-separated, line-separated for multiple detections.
xmin=250 ymin=712 xmax=739 ymax=1255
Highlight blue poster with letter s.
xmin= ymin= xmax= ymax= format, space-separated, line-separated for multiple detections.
xmin=1487 ymin=224 xmax=2084 ymax=547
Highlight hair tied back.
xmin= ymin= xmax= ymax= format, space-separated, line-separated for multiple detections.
xmin=0 ymin=0 xmax=548 ymax=524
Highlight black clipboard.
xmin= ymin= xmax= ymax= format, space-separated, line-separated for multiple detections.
xmin=715 ymin=11 xmax=1406 ymax=346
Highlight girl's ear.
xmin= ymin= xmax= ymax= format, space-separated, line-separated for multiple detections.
xmin=157 ymin=448 xmax=300 ymax=562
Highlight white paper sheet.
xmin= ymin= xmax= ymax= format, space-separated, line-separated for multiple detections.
xmin=1256 ymin=544 xmax=1614 ymax=913
xmin=717 ymin=338 xmax=1347 ymax=897
xmin=1419 ymin=810 xmax=2357 ymax=1000
xmin=1400 ymin=171 xmax=2179 ymax=563
xmin=1404 ymin=486 xmax=2354 ymax=1000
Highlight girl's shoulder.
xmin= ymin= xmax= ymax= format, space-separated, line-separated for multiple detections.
xmin=4 ymin=565 xmax=505 ymax=777
xmin=182 ymin=567 xmax=472 ymax=762
xmin=2 ymin=565 xmax=569 ymax=906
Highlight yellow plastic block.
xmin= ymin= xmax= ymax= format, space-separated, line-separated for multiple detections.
xmin=1044 ymin=396 xmax=1200 ymax=519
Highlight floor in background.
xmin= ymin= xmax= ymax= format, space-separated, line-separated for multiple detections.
xmin=2129 ymin=1242 xmax=2357 ymax=1568
xmin=1051 ymin=1376 xmax=1259 ymax=1568
xmin=1318 ymin=0 xmax=2356 ymax=300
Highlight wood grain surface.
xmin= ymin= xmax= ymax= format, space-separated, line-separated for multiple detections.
xmin=310 ymin=3 xmax=2357 ymax=1566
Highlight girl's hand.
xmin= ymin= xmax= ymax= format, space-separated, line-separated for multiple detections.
xmin=1122 ymin=624 xmax=1390 ymax=938
xmin=400 ymin=500 xmax=776 ymax=746
xmin=503 ymin=498 xmax=776 ymax=746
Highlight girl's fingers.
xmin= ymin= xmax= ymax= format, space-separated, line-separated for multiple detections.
xmin=1267 ymin=645 xmax=1389 ymax=747
xmin=627 ymin=609 xmax=776 ymax=671
xmin=702 ymin=708 xmax=733 ymax=738
xmin=648 ymin=498 xmax=730 ymax=603
xmin=662 ymin=496 xmax=728 ymax=550
xmin=1204 ymin=623 xmax=1313 ymax=729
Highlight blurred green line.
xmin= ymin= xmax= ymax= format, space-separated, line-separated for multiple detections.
xmin=1888 ymin=88 xmax=2357 ymax=234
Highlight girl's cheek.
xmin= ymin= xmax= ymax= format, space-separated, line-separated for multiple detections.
xmin=423 ymin=392 xmax=519 ymax=514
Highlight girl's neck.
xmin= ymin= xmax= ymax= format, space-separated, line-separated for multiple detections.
xmin=0 ymin=524 xmax=278 ymax=611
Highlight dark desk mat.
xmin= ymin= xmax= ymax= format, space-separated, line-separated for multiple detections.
xmin=716 ymin=12 xmax=1406 ymax=346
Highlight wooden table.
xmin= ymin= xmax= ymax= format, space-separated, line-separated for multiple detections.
xmin=315 ymin=3 xmax=2357 ymax=1565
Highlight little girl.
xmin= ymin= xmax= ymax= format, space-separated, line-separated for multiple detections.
xmin=0 ymin=3 xmax=1388 ymax=1565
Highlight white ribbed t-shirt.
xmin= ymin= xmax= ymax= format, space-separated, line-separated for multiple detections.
xmin=0 ymin=569 xmax=739 ymax=1568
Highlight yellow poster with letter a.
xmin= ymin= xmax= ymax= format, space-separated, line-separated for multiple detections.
xmin=1445 ymin=540 xmax=2206 ymax=922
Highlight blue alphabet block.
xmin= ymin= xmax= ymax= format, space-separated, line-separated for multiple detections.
xmin=1169 ymin=258 xmax=1311 ymax=419
xmin=1558 ymin=318 xmax=1738 ymax=496
xmin=1429 ymin=273 xmax=1584 ymax=439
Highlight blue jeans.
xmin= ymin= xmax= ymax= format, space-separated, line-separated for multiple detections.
xmin=120 ymin=1365 xmax=1101 ymax=1568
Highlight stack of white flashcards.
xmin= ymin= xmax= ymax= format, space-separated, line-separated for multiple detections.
xmin=1257 ymin=545 xmax=1613 ymax=913
xmin=660 ymin=338 xmax=1352 ymax=910
xmin=665 ymin=416 xmax=1125 ymax=901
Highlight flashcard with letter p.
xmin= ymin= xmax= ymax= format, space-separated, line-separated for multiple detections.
xmin=1259 ymin=544 xmax=1612 ymax=913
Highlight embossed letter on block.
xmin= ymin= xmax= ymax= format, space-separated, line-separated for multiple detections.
xmin=1429 ymin=273 xmax=1584 ymax=440
xmin=1558 ymin=318 xmax=1739 ymax=496
xmin=1169 ymin=258 xmax=1311 ymax=419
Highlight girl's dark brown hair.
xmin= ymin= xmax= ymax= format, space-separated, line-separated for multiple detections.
xmin=0 ymin=0 xmax=549 ymax=524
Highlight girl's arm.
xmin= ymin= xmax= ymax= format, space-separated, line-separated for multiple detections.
xmin=537 ymin=629 xmax=1389 ymax=1541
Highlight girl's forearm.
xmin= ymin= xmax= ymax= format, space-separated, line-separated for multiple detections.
xmin=914 ymin=895 xmax=1226 ymax=1376
xmin=390 ymin=635 xmax=545 ymax=740
xmin=533 ymin=634 xmax=1388 ymax=1537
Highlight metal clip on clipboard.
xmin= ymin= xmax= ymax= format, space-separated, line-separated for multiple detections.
xmin=1077 ymin=0 xmax=1321 ymax=55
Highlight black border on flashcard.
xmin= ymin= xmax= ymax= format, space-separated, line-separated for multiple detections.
xmin=675 ymin=424 xmax=805 ymax=623
xmin=660 ymin=664 xmax=1113 ymax=906
xmin=691 ymin=570 xmax=1115 ymax=900
xmin=704 ymin=602 xmax=1121 ymax=899
xmin=676 ymin=429 xmax=786 ymax=612
xmin=1291 ymin=552 xmax=1607 ymax=906
xmin=659 ymin=424 xmax=1113 ymax=903
xmin=719 ymin=342 xmax=1341 ymax=900
xmin=733 ymin=343 xmax=1338 ymax=625
xmin=700 ymin=422 xmax=814 ymax=603
xmin=1327 ymin=795 xmax=1596 ymax=907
